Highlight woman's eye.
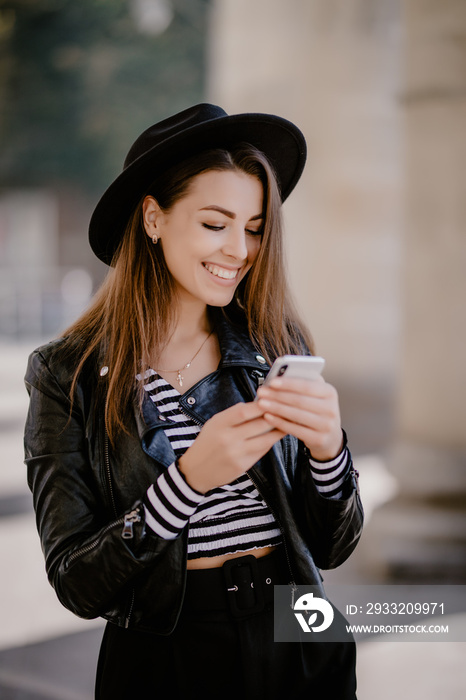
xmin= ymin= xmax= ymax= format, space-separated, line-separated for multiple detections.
xmin=246 ymin=228 xmax=263 ymax=237
xmin=202 ymin=223 xmax=224 ymax=231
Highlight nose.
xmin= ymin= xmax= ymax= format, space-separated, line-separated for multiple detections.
xmin=222 ymin=225 xmax=249 ymax=261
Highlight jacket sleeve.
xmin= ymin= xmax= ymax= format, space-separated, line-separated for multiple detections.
xmin=294 ymin=441 xmax=364 ymax=570
xmin=24 ymin=346 xmax=178 ymax=621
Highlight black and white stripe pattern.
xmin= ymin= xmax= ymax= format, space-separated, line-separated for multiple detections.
xmin=140 ymin=370 xmax=350 ymax=558
xmin=308 ymin=448 xmax=350 ymax=499
xmin=144 ymin=462 xmax=204 ymax=540
xmin=187 ymin=473 xmax=282 ymax=558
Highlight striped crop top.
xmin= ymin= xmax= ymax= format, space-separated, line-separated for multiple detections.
xmin=140 ymin=370 xmax=351 ymax=560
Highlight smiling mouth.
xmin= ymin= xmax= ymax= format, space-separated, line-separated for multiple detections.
xmin=203 ymin=263 xmax=240 ymax=280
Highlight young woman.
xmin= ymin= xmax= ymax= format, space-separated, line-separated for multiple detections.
xmin=24 ymin=104 xmax=363 ymax=699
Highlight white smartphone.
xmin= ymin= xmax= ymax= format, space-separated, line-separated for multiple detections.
xmin=261 ymin=355 xmax=325 ymax=387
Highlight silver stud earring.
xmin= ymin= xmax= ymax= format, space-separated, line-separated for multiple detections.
xmin=152 ymin=233 xmax=158 ymax=244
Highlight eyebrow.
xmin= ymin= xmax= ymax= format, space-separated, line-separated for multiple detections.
xmin=199 ymin=205 xmax=263 ymax=221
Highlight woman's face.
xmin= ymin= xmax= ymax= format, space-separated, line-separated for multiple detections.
xmin=143 ymin=169 xmax=264 ymax=309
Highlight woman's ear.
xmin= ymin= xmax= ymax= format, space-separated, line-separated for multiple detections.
xmin=142 ymin=196 xmax=163 ymax=240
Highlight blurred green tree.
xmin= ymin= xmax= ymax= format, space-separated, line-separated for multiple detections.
xmin=0 ymin=0 xmax=210 ymax=194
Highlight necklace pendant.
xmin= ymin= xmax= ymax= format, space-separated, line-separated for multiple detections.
xmin=153 ymin=329 xmax=213 ymax=389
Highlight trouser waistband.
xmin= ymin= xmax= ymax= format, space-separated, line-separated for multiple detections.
xmin=183 ymin=548 xmax=288 ymax=618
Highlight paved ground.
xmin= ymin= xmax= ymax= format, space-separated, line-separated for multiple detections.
xmin=0 ymin=341 xmax=464 ymax=699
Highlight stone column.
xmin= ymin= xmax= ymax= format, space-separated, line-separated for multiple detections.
xmin=368 ymin=0 xmax=466 ymax=581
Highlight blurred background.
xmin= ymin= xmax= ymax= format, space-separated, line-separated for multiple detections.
xmin=0 ymin=0 xmax=465 ymax=698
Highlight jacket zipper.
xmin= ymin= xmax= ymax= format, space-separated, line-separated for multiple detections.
xmin=247 ymin=366 xmax=297 ymax=603
xmin=179 ymin=406 xmax=203 ymax=428
xmin=68 ymin=427 xmax=141 ymax=625
xmin=103 ymin=425 xmax=142 ymax=627
xmin=349 ymin=467 xmax=360 ymax=495
xmin=67 ymin=507 xmax=141 ymax=566
xmin=245 ymin=372 xmax=299 ymax=601
xmin=248 ymin=470 xmax=298 ymax=608
xmin=121 ymin=509 xmax=142 ymax=539
xmin=104 ymin=429 xmax=118 ymax=518
xmin=125 ymin=589 xmax=136 ymax=629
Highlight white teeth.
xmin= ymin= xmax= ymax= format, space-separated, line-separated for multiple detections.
xmin=204 ymin=263 xmax=238 ymax=280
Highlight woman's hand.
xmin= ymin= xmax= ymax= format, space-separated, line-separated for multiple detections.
xmin=178 ymin=402 xmax=285 ymax=494
xmin=256 ymin=376 xmax=344 ymax=461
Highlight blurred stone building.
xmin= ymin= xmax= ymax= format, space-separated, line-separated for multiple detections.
xmin=208 ymin=0 xmax=466 ymax=583
xmin=0 ymin=0 xmax=210 ymax=340
xmin=1 ymin=0 xmax=464 ymax=583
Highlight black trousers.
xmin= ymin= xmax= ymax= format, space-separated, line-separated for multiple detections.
xmin=95 ymin=551 xmax=357 ymax=700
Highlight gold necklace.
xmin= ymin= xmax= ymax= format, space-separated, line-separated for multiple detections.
xmin=154 ymin=329 xmax=214 ymax=388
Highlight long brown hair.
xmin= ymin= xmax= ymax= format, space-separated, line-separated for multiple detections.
xmin=63 ymin=144 xmax=314 ymax=443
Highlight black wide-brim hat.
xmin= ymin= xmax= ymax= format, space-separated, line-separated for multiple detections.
xmin=89 ymin=103 xmax=307 ymax=265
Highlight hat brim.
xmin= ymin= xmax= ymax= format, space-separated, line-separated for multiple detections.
xmin=89 ymin=112 xmax=306 ymax=265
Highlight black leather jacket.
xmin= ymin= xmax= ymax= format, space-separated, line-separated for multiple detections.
xmin=24 ymin=313 xmax=363 ymax=635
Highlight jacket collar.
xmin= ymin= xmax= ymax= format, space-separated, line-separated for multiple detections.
xmin=210 ymin=307 xmax=270 ymax=372
xmin=135 ymin=309 xmax=270 ymax=451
